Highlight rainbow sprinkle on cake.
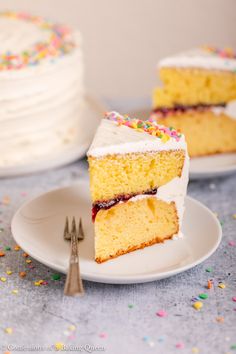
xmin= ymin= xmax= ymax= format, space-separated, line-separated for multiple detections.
xmin=0 ymin=11 xmax=76 ymax=71
xmin=106 ymin=111 xmax=182 ymax=142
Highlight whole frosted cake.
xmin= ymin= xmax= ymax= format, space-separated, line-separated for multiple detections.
xmin=88 ymin=112 xmax=189 ymax=263
xmin=0 ymin=11 xmax=84 ymax=167
xmin=152 ymin=47 xmax=236 ymax=157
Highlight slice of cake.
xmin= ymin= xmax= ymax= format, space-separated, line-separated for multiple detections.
xmin=87 ymin=112 xmax=189 ymax=263
xmin=152 ymin=47 xmax=236 ymax=157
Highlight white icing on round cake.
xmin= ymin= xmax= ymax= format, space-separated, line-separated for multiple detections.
xmin=87 ymin=119 xmax=187 ymax=157
xmin=0 ymin=12 xmax=84 ymax=167
xmin=159 ymin=48 xmax=236 ymax=72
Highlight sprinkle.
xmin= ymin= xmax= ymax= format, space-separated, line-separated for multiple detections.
xmin=207 ymin=280 xmax=213 ymax=289
xmin=6 ymin=270 xmax=12 ymax=275
xmin=5 ymin=246 xmax=11 ymax=251
xmin=5 ymin=327 xmax=13 ymax=334
xmin=0 ymin=251 xmax=5 ymax=257
xmin=99 ymin=332 xmax=107 ymax=338
xmin=19 ymin=271 xmax=26 ymax=278
xmin=142 ymin=336 xmax=150 ymax=342
xmin=232 ymin=297 xmax=236 ymax=302
xmin=206 ymin=267 xmax=212 ymax=273
xmin=23 ymin=253 xmax=29 ymax=257
xmin=156 ymin=310 xmax=167 ymax=317
xmin=228 ymin=241 xmax=236 ymax=246
xmin=220 ymin=221 xmax=224 ymax=226
xmin=68 ymin=325 xmax=76 ymax=331
xmin=176 ymin=342 xmax=184 ymax=349
xmin=2 ymin=196 xmax=10 ymax=205
xmin=216 ymin=316 xmax=224 ymax=323
xmin=14 ymin=245 xmax=20 ymax=251
xmin=128 ymin=304 xmax=134 ymax=308
xmin=230 ymin=344 xmax=236 ymax=350
xmin=218 ymin=283 xmax=226 ymax=289
xmin=0 ymin=12 xmax=76 ymax=71
xmin=51 ymin=274 xmax=61 ymax=281
xmin=192 ymin=348 xmax=199 ymax=353
xmin=193 ymin=301 xmax=203 ymax=310
xmin=54 ymin=342 xmax=64 ymax=351
xmin=12 ymin=289 xmax=18 ymax=294
xmin=34 ymin=280 xmax=45 ymax=286
xmin=26 ymin=259 xmax=32 ymax=264
xmin=1 ymin=277 xmax=7 ymax=282
xmin=106 ymin=111 xmax=182 ymax=142
xmin=233 ymin=214 xmax=236 ymax=219
xmin=199 ymin=293 xmax=208 ymax=299
xmin=157 ymin=336 xmax=165 ymax=343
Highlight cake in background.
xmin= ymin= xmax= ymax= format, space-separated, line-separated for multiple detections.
xmin=0 ymin=11 xmax=84 ymax=167
xmin=87 ymin=112 xmax=189 ymax=263
xmin=152 ymin=47 xmax=236 ymax=157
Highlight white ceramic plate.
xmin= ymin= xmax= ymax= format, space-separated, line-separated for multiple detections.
xmin=0 ymin=95 xmax=106 ymax=178
xmin=11 ymin=180 xmax=222 ymax=284
xmin=129 ymin=108 xmax=236 ymax=179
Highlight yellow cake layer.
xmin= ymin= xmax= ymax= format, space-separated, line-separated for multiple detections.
xmin=88 ymin=150 xmax=185 ymax=203
xmin=153 ymin=68 xmax=236 ymax=108
xmin=95 ymin=196 xmax=179 ymax=263
xmin=154 ymin=111 xmax=236 ymax=157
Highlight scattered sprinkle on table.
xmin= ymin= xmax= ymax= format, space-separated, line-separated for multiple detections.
xmin=14 ymin=245 xmax=20 ymax=251
xmin=176 ymin=342 xmax=184 ymax=349
xmin=199 ymin=293 xmax=208 ymax=299
xmin=19 ymin=271 xmax=26 ymax=278
xmin=6 ymin=270 xmax=12 ymax=275
xmin=12 ymin=289 xmax=18 ymax=295
xmin=232 ymin=297 xmax=236 ymax=302
xmin=23 ymin=253 xmax=29 ymax=257
xmin=51 ymin=274 xmax=61 ymax=281
xmin=207 ymin=280 xmax=213 ymax=289
xmin=156 ymin=310 xmax=167 ymax=317
xmin=233 ymin=214 xmax=236 ymax=219
xmin=128 ymin=304 xmax=134 ymax=308
xmin=192 ymin=348 xmax=199 ymax=353
xmin=26 ymin=259 xmax=32 ymax=264
xmin=54 ymin=342 xmax=64 ymax=351
xmin=206 ymin=267 xmax=212 ymax=273
xmin=0 ymin=251 xmax=5 ymax=257
xmin=99 ymin=332 xmax=107 ymax=338
xmin=228 ymin=241 xmax=236 ymax=246
xmin=0 ymin=277 xmax=6 ymax=282
xmin=218 ymin=283 xmax=226 ymax=289
xmin=4 ymin=327 xmax=13 ymax=334
xmin=193 ymin=301 xmax=203 ymax=310
xmin=68 ymin=325 xmax=76 ymax=331
xmin=230 ymin=344 xmax=236 ymax=350
xmin=216 ymin=316 xmax=224 ymax=323
xmin=5 ymin=246 xmax=11 ymax=251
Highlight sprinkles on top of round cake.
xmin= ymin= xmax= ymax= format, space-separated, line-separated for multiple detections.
xmin=105 ymin=111 xmax=182 ymax=142
xmin=0 ymin=11 xmax=77 ymax=71
xmin=203 ymin=45 xmax=236 ymax=60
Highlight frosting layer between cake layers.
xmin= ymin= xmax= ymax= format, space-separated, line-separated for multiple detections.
xmin=0 ymin=12 xmax=84 ymax=167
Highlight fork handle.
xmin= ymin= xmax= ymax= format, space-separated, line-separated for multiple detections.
xmin=64 ymin=233 xmax=84 ymax=296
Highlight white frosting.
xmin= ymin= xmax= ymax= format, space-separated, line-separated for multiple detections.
xmin=121 ymin=150 xmax=189 ymax=239
xmin=0 ymin=14 xmax=84 ymax=167
xmin=211 ymin=100 xmax=236 ymax=120
xmin=159 ymin=48 xmax=236 ymax=72
xmin=87 ymin=119 xmax=187 ymax=157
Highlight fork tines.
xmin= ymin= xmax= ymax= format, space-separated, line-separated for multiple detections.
xmin=63 ymin=217 xmax=84 ymax=240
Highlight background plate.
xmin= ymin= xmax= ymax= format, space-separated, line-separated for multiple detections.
xmin=11 ymin=180 xmax=222 ymax=284
xmin=0 ymin=95 xmax=106 ymax=178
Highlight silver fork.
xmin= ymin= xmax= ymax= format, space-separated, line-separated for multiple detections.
xmin=63 ymin=216 xmax=85 ymax=296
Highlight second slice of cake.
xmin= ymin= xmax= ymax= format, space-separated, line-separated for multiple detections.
xmin=87 ymin=112 xmax=189 ymax=263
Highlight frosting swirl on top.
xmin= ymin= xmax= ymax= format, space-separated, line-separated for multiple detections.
xmin=0 ymin=11 xmax=78 ymax=71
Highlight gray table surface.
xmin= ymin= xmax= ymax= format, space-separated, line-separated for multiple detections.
xmin=0 ymin=155 xmax=236 ymax=354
